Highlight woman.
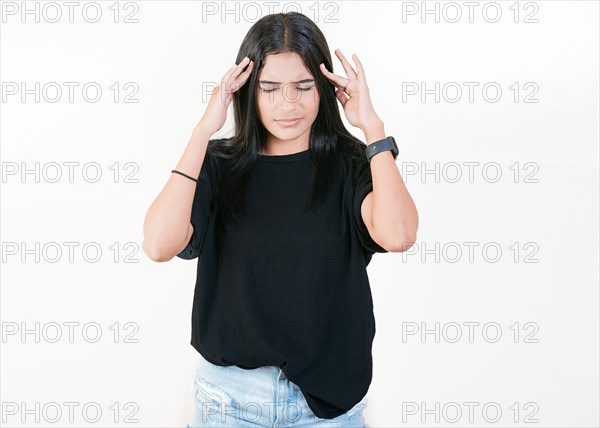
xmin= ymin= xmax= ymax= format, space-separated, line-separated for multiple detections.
xmin=143 ymin=11 xmax=418 ymax=428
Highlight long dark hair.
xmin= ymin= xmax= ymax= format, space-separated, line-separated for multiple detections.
xmin=208 ymin=11 xmax=370 ymax=224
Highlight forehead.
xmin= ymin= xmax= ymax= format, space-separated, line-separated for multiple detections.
xmin=258 ymin=52 xmax=313 ymax=83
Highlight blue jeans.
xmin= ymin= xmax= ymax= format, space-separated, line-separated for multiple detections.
xmin=186 ymin=352 xmax=369 ymax=427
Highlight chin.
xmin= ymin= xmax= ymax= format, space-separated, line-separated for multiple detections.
xmin=268 ymin=128 xmax=306 ymax=140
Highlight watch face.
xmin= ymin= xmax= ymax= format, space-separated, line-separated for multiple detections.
xmin=389 ymin=137 xmax=399 ymax=158
xmin=386 ymin=136 xmax=397 ymax=151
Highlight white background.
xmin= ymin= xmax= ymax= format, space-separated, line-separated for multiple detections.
xmin=1 ymin=0 xmax=598 ymax=427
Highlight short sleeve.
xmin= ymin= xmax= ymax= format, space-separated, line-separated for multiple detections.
xmin=176 ymin=151 xmax=214 ymax=260
xmin=352 ymin=161 xmax=389 ymax=254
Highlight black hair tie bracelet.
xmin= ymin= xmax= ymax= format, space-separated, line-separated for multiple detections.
xmin=171 ymin=169 xmax=197 ymax=183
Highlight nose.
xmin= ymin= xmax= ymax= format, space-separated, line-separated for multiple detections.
xmin=279 ymin=102 xmax=296 ymax=113
xmin=277 ymin=85 xmax=303 ymax=108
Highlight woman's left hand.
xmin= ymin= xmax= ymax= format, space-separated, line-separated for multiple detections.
xmin=319 ymin=49 xmax=382 ymax=131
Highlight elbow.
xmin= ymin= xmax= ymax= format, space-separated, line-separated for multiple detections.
xmin=388 ymin=232 xmax=417 ymax=253
xmin=142 ymin=238 xmax=173 ymax=263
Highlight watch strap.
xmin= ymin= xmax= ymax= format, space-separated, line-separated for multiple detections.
xmin=366 ymin=136 xmax=398 ymax=162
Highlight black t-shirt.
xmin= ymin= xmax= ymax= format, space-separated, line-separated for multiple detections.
xmin=177 ymin=139 xmax=388 ymax=419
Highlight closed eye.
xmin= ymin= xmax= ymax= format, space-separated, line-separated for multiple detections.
xmin=261 ymin=86 xmax=314 ymax=93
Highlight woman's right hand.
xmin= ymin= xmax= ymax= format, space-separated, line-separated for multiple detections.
xmin=197 ymin=56 xmax=255 ymax=135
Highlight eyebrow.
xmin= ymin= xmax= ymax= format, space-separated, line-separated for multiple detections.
xmin=258 ymin=79 xmax=315 ymax=85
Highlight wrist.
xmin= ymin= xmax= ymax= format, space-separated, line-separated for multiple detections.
xmin=362 ymin=119 xmax=386 ymax=145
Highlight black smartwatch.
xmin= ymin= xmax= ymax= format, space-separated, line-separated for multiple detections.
xmin=366 ymin=136 xmax=398 ymax=162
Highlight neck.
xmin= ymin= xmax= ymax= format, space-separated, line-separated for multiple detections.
xmin=261 ymin=135 xmax=310 ymax=156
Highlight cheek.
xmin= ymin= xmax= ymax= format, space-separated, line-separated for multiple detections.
xmin=256 ymin=96 xmax=270 ymax=121
xmin=306 ymin=91 xmax=320 ymax=116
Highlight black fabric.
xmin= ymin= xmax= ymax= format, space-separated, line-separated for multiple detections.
xmin=177 ymin=141 xmax=387 ymax=419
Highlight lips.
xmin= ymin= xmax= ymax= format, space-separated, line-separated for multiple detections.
xmin=277 ymin=117 xmax=302 ymax=126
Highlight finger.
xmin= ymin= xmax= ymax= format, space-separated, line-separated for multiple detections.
xmin=335 ymin=49 xmax=357 ymax=82
xmin=221 ymin=62 xmax=242 ymax=85
xmin=217 ymin=66 xmax=240 ymax=98
xmin=233 ymin=60 xmax=254 ymax=87
xmin=221 ymin=57 xmax=250 ymax=90
xmin=352 ymin=53 xmax=366 ymax=81
xmin=226 ymin=57 xmax=251 ymax=89
xmin=335 ymin=89 xmax=348 ymax=107
xmin=236 ymin=57 xmax=253 ymax=79
xmin=233 ymin=59 xmax=255 ymax=92
xmin=319 ymin=63 xmax=349 ymax=90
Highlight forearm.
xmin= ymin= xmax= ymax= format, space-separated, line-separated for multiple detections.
xmin=142 ymin=122 xmax=213 ymax=262
xmin=363 ymin=120 xmax=419 ymax=249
